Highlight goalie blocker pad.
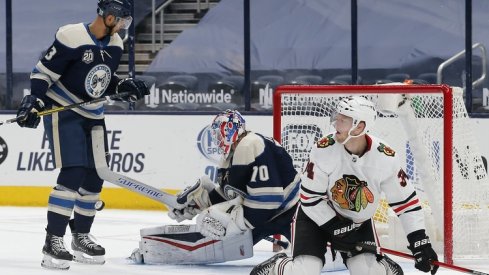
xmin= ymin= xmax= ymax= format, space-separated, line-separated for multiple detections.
xmin=135 ymin=224 xmax=253 ymax=264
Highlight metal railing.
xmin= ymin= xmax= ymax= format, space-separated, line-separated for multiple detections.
xmin=437 ymin=42 xmax=487 ymax=89
xmin=151 ymin=0 xmax=175 ymax=53
xmin=196 ymin=0 xmax=210 ymax=13
xmin=151 ymin=0 xmax=211 ymax=53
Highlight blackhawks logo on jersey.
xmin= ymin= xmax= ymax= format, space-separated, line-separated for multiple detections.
xmin=331 ymin=175 xmax=374 ymax=212
xmin=317 ymin=134 xmax=335 ymax=148
xmin=377 ymin=142 xmax=395 ymax=157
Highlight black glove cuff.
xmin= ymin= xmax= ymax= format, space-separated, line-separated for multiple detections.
xmin=407 ymin=229 xmax=431 ymax=252
xmin=116 ymin=78 xmax=129 ymax=94
xmin=19 ymin=94 xmax=37 ymax=106
xmin=407 ymin=229 xmax=427 ymax=244
xmin=18 ymin=95 xmax=45 ymax=111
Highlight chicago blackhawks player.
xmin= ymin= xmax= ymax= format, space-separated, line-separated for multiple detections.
xmin=251 ymin=96 xmax=439 ymax=275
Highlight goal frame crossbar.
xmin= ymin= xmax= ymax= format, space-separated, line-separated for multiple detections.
xmin=272 ymin=84 xmax=455 ymax=263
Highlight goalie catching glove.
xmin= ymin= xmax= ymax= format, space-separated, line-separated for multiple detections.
xmin=116 ymin=78 xmax=150 ymax=102
xmin=196 ymin=196 xmax=252 ymax=240
xmin=168 ymin=175 xmax=216 ymax=222
xmin=407 ymin=229 xmax=439 ymax=274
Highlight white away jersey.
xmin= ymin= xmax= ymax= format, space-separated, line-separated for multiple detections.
xmin=300 ymin=133 xmax=425 ymax=235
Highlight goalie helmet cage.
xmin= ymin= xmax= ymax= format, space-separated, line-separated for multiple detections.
xmin=272 ymin=84 xmax=489 ymax=264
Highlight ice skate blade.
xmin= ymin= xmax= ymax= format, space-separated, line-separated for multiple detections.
xmin=41 ymin=254 xmax=70 ymax=270
xmin=73 ymin=251 xmax=105 ymax=265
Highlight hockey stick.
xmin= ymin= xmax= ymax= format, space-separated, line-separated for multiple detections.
xmin=356 ymin=243 xmax=489 ymax=275
xmin=91 ymin=126 xmax=178 ymax=209
xmin=264 ymin=236 xmax=289 ymax=250
xmin=0 ymin=92 xmax=131 ymax=126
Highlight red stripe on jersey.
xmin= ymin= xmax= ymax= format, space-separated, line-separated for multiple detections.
xmin=300 ymin=194 xmax=311 ymax=200
xmin=393 ymin=198 xmax=419 ymax=213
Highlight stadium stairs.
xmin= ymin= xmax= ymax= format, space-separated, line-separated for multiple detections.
xmin=117 ymin=0 xmax=221 ymax=76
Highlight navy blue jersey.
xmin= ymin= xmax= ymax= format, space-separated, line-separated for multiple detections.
xmin=213 ymin=132 xmax=301 ymax=229
xmin=31 ymin=23 xmax=123 ymax=119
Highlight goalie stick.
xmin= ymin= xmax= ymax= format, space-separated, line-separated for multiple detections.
xmin=91 ymin=126 xmax=178 ymax=209
xmin=0 ymin=92 xmax=131 ymax=126
xmin=356 ymin=243 xmax=489 ymax=275
xmin=92 ymin=126 xmax=295 ymax=244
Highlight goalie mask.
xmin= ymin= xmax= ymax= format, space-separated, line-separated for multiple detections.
xmin=334 ymin=96 xmax=377 ymax=144
xmin=210 ymin=109 xmax=246 ymax=158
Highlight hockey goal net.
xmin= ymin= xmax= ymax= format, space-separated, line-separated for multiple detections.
xmin=273 ymin=84 xmax=489 ymax=263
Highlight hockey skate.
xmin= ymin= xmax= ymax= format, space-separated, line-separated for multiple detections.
xmin=250 ymin=252 xmax=287 ymax=275
xmin=41 ymin=232 xmax=73 ymax=270
xmin=378 ymin=254 xmax=404 ymax=275
xmin=71 ymin=232 xmax=106 ymax=265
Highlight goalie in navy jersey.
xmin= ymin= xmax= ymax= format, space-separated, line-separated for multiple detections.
xmin=15 ymin=0 xmax=149 ymax=270
xmin=169 ymin=109 xmax=301 ymax=246
xmin=251 ymin=97 xmax=439 ymax=275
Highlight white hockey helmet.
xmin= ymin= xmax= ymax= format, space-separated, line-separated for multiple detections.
xmin=210 ymin=109 xmax=246 ymax=157
xmin=336 ymin=96 xmax=377 ymax=138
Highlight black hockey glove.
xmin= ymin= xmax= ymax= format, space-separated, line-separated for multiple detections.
xmin=320 ymin=215 xmax=362 ymax=239
xmin=407 ymin=230 xmax=439 ymax=274
xmin=116 ymin=78 xmax=150 ymax=102
xmin=16 ymin=95 xmax=45 ymax=128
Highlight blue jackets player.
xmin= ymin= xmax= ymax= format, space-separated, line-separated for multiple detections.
xmin=169 ymin=110 xmax=301 ymax=245
xmin=15 ymin=0 xmax=149 ymax=270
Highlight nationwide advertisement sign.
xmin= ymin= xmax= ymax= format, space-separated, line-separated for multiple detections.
xmin=1 ymin=114 xmax=488 ymax=190
xmin=0 ymin=114 xmax=272 ymax=189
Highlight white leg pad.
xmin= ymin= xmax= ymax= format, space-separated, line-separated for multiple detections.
xmin=274 ymin=255 xmax=323 ymax=275
xmin=346 ymin=253 xmax=387 ymax=275
xmin=136 ymin=224 xmax=253 ymax=264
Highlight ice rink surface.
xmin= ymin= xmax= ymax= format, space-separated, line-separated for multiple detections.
xmin=1 ymin=206 xmax=488 ymax=275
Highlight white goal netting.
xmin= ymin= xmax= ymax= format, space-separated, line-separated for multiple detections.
xmin=273 ymin=84 xmax=489 ymax=262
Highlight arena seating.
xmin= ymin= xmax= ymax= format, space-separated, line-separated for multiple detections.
xmin=290 ymin=75 xmax=324 ymax=85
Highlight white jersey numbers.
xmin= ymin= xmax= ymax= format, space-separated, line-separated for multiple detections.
xmin=45 ymin=46 xmax=57 ymax=60
xmin=251 ymin=165 xmax=270 ymax=182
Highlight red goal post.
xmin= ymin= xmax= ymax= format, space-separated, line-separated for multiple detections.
xmin=272 ymin=84 xmax=489 ymax=264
